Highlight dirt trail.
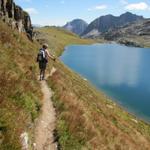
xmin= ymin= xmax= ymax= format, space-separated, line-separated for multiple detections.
xmin=34 ymin=74 xmax=57 ymax=150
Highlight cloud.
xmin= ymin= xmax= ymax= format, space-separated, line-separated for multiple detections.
xmin=24 ymin=8 xmax=38 ymax=15
xmin=120 ymin=0 xmax=128 ymax=5
xmin=88 ymin=4 xmax=107 ymax=11
xmin=18 ymin=0 xmax=31 ymax=2
xmin=125 ymin=2 xmax=149 ymax=10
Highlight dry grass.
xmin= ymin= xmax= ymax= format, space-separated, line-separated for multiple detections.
xmin=48 ymin=60 xmax=150 ymax=150
xmin=0 ymin=21 xmax=42 ymax=150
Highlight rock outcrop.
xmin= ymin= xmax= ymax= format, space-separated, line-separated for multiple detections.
xmin=0 ymin=0 xmax=33 ymax=39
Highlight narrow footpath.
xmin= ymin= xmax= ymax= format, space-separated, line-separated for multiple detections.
xmin=34 ymin=76 xmax=57 ymax=150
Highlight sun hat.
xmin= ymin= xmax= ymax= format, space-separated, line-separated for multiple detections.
xmin=43 ymin=43 xmax=49 ymax=48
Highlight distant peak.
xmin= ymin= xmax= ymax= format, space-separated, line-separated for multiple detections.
xmin=63 ymin=19 xmax=88 ymax=35
xmin=71 ymin=19 xmax=88 ymax=23
xmin=120 ymin=12 xmax=143 ymax=18
xmin=122 ymin=12 xmax=133 ymax=15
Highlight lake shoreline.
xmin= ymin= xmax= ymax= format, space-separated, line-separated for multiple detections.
xmin=60 ymin=43 xmax=150 ymax=125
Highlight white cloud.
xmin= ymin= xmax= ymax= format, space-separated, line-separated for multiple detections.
xmin=18 ymin=0 xmax=31 ymax=2
xmin=24 ymin=8 xmax=38 ymax=15
xmin=125 ymin=2 xmax=149 ymax=10
xmin=120 ymin=0 xmax=128 ymax=5
xmin=88 ymin=4 xmax=107 ymax=11
xmin=95 ymin=5 xmax=107 ymax=10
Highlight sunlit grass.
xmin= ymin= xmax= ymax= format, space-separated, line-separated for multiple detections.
xmin=0 ymin=21 xmax=42 ymax=150
xmin=35 ymin=26 xmax=96 ymax=56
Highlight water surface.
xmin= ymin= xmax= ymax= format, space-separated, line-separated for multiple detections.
xmin=60 ymin=43 xmax=150 ymax=122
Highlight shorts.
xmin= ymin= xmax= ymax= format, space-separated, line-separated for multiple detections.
xmin=39 ymin=60 xmax=47 ymax=70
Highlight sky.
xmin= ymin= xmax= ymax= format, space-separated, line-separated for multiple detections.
xmin=14 ymin=0 xmax=150 ymax=26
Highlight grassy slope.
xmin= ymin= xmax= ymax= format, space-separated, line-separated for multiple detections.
xmin=36 ymin=27 xmax=150 ymax=149
xmin=0 ymin=21 xmax=42 ymax=150
xmin=35 ymin=26 xmax=95 ymax=56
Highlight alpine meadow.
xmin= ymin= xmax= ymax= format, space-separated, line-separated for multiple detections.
xmin=1 ymin=0 xmax=150 ymax=150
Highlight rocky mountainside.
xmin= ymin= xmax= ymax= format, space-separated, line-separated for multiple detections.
xmin=0 ymin=0 xmax=33 ymax=39
xmin=82 ymin=12 xmax=144 ymax=38
xmin=63 ymin=19 xmax=88 ymax=35
xmin=104 ymin=19 xmax=150 ymax=47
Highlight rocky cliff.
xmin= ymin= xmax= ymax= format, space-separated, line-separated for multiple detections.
xmin=0 ymin=0 xmax=33 ymax=39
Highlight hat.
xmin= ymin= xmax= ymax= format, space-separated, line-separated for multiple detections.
xmin=43 ymin=43 xmax=49 ymax=48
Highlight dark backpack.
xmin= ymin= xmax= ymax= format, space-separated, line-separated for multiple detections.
xmin=37 ymin=49 xmax=46 ymax=62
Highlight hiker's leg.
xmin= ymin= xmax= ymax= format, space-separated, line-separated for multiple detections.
xmin=42 ymin=69 xmax=45 ymax=80
xmin=42 ymin=62 xmax=47 ymax=80
xmin=40 ymin=69 xmax=43 ymax=80
xmin=39 ymin=62 xmax=43 ymax=80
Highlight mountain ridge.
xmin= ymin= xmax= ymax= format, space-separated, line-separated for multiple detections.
xmin=82 ymin=12 xmax=144 ymax=38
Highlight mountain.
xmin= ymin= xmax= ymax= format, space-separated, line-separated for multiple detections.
xmin=82 ymin=12 xmax=144 ymax=38
xmin=63 ymin=19 xmax=88 ymax=35
xmin=1 ymin=1 xmax=150 ymax=149
xmin=104 ymin=19 xmax=150 ymax=47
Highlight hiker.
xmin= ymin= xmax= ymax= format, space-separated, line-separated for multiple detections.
xmin=37 ymin=44 xmax=56 ymax=80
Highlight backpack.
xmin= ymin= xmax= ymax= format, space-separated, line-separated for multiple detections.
xmin=37 ymin=49 xmax=46 ymax=62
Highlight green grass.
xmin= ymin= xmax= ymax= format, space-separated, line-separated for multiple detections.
xmin=0 ymin=21 xmax=42 ymax=150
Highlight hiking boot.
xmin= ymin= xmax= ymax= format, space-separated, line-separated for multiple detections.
xmin=39 ymin=75 xmax=43 ymax=81
xmin=42 ymin=76 xmax=45 ymax=80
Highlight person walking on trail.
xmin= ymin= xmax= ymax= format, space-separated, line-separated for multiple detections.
xmin=37 ymin=43 xmax=56 ymax=81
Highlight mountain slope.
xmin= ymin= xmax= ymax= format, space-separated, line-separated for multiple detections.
xmin=63 ymin=19 xmax=88 ymax=35
xmin=0 ymin=23 xmax=94 ymax=149
xmin=1 ymin=7 xmax=150 ymax=150
xmin=0 ymin=21 xmax=41 ymax=150
xmin=104 ymin=19 xmax=150 ymax=47
xmin=82 ymin=12 xmax=144 ymax=38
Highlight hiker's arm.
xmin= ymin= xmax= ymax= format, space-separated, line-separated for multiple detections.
xmin=46 ymin=50 xmax=56 ymax=61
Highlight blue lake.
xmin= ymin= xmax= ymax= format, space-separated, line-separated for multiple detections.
xmin=60 ymin=43 xmax=150 ymax=123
